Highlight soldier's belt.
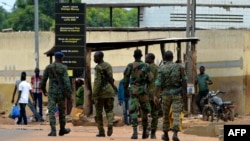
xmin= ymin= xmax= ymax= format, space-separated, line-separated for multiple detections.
xmin=161 ymin=87 xmax=183 ymax=95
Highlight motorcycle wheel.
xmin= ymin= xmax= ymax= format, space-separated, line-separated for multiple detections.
xmin=202 ymin=107 xmax=214 ymax=122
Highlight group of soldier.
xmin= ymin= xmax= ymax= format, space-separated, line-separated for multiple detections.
xmin=93 ymin=49 xmax=185 ymax=141
xmin=27 ymin=49 xmax=185 ymax=141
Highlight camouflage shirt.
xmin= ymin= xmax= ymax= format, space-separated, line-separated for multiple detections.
xmin=40 ymin=62 xmax=72 ymax=98
xmin=92 ymin=61 xmax=115 ymax=99
xmin=123 ymin=60 xmax=153 ymax=95
xmin=147 ymin=63 xmax=159 ymax=100
xmin=155 ymin=61 xmax=182 ymax=95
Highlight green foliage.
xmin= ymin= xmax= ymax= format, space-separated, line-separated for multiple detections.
xmin=0 ymin=7 xmax=9 ymax=30
xmin=0 ymin=1 xmax=137 ymax=31
xmin=87 ymin=8 xmax=137 ymax=27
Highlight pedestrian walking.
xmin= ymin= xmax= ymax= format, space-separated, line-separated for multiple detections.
xmin=118 ymin=79 xmax=131 ymax=125
xmin=145 ymin=53 xmax=160 ymax=139
xmin=11 ymin=72 xmax=44 ymax=122
xmin=154 ymin=50 xmax=185 ymax=141
xmin=123 ymin=49 xmax=153 ymax=139
xmin=92 ymin=51 xmax=116 ymax=137
xmin=31 ymin=68 xmax=46 ymax=119
xmin=40 ymin=51 xmax=72 ymax=136
xmin=14 ymin=72 xmax=35 ymax=125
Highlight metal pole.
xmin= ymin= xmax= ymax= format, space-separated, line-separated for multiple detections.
xmin=34 ymin=0 xmax=39 ymax=68
xmin=186 ymin=0 xmax=196 ymax=116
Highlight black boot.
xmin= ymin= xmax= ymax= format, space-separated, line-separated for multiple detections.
xmin=172 ymin=130 xmax=180 ymax=141
xmin=131 ymin=127 xmax=138 ymax=139
xmin=96 ymin=132 xmax=105 ymax=137
xmin=96 ymin=127 xmax=105 ymax=137
xmin=48 ymin=128 xmax=56 ymax=136
xmin=150 ymin=129 xmax=156 ymax=139
xmin=142 ymin=127 xmax=149 ymax=139
xmin=107 ymin=124 xmax=113 ymax=136
xmin=161 ymin=131 xmax=169 ymax=141
xmin=59 ymin=128 xmax=71 ymax=136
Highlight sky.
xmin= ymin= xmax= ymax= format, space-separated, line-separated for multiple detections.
xmin=0 ymin=0 xmax=16 ymax=12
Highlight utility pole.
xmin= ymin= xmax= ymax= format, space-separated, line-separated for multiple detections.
xmin=34 ymin=0 xmax=39 ymax=69
xmin=186 ymin=0 xmax=196 ymax=115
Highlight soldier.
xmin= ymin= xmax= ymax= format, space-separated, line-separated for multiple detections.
xmin=92 ymin=51 xmax=115 ymax=137
xmin=145 ymin=53 xmax=160 ymax=139
xmin=123 ymin=49 xmax=153 ymax=139
xmin=154 ymin=50 xmax=185 ymax=141
xmin=40 ymin=51 xmax=72 ymax=137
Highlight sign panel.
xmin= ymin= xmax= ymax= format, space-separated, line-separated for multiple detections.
xmin=55 ymin=25 xmax=85 ymax=35
xmin=62 ymin=57 xmax=85 ymax=68
xmin=55 ymin=35 xmax=85 ymax=46
xmin=55 ymin=3 xmax=86 ymax=78
xmin=55 ymin=3 xmax=86 ymax=13
xmin=55 ymin=14 xmax=85 ymax=24
xmin=54 ymin=47 xmax=85 ymax=56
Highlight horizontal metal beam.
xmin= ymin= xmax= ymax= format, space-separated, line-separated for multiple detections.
xmin=85 ymin=3 xmax=250 ymax=8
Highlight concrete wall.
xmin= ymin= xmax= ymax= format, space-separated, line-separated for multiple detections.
xmin=0 ymin=29 xmax=250 ymax=115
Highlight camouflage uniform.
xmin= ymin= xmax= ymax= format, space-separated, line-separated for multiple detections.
xmin=123 ymin=60 xmax=153 ymax=139
xmin=40 ymin=62 xmax=72 ymax=133
xmin=93 ymin=61 xmax=115 ymax=136
xmin=155 ymin=61 xmax=183 ymax=132
xmin=147 ymin=63 xmax=160 ymax=133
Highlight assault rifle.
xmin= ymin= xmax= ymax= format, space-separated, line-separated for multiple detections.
xmin=101 ymin=68 xmax=118 ymax=94
xmin=51 ymin=67 xmax=71 ymax=100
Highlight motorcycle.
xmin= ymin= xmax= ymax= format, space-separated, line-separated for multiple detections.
xmin=202 ymin=90 xmax=236 ymax=122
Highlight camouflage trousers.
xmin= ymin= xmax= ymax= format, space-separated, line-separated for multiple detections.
xmin=48 ymin=94 xmax=66 ymax=131
xmin=129 ymin=94 xmax=151 ymax=127
xmin=94 ymin=97 xmax=114 ymax=133
xmin=162 ymin=95 xmax=183 ymax=132
xmin=149 ymin=100 xmax=160 ymax=130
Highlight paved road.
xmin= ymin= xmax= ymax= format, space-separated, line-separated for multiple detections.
xmin=0 ymin=123 xmax=218 ymax=141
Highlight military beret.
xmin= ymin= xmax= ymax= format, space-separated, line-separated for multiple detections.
xmin=54 ymin=51 xmax=64 ymax=58
xmin=133 ymin=49 xmax=143 ymax=57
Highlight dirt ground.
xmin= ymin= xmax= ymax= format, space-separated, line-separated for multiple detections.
xmin=1 ymin=111 xmax=250 ymax=141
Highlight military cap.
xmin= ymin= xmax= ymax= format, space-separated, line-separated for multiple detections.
xmin=133 ymin=49 xmax=143 ymax=57
xmin=54 ymin=51 xmax=64 ymax=58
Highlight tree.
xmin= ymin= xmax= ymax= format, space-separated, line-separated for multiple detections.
xmin=1 ymin=0 xmax=54 ymax=31
xmin=1 ymin=1 xmax=137 ymax=31
xmin=0 ymin=7 xmax=9 ymax=30
xmin=86 ymin=8 xmax=137 ymax=27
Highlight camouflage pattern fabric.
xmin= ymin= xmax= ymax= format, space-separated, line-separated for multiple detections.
xmin=94 ymin=98 xmax=114 ymax=133
xmin=162 ymin=95 xmax=183 ymax=131
xmin=93 ymin=61 xmax=115 ymax=133
xmin=92 ymin=61 xmax=116 ymax=99
xmin=129 ymin=94 xmax=151 ymax=127
xmin=40 ymin=62 xmax=72 ymax=131
xmin=147 ymin=63 xmax=160 ymax=130
xmin=155 ymin=61 xmax=183 ymax=132
xmin=123 ymin=60 xmax=153 ymax=127
xmin=147 ymin=63 xmax=159 ymax=100
xmin=155 ymin=61 xmax=183 ymax=95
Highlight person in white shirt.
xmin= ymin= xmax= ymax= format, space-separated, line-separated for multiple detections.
xmin=15 ymin=72 xmax=34 ymax=125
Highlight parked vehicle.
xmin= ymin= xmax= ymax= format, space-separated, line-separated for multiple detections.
xmin=202 ymin=90 xmax=236 ymax=122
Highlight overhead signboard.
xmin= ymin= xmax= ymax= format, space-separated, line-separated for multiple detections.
xmin=55 ymin=3 xmax=86 ymax=78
